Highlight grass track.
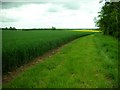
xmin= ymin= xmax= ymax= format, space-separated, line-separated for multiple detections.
xmin=3 ymin=33 xmax=118 ymax=88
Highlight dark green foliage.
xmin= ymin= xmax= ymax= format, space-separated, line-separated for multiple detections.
xmin=52 ymin=26 xmax=56 ymax=30
xmin=2 ymin=27 xmax=17 ymax=30
xmin=2 ymin=30 xmax=93 ymax=73
xmin=96 ymin=1 xmax=120 ymax=40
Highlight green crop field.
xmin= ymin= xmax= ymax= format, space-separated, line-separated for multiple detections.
xmin=2 ymin=30 xmax=93 ymax=73
xmin=1 ymin=0 xmax=119 ymax=88
xmin=3 ymin=31 xmax=118 ymax=88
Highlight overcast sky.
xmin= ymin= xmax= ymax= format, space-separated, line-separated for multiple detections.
xmin=0 ymin=0 xmax=103 ymax=29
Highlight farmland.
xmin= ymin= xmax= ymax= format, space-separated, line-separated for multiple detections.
xmin=3 ymin=31 xmax=118 ymax=88
xmin=1 ymin=0 xmax=119 ymax=88
xmin=2 ymin=30 xmax=94 ymax=73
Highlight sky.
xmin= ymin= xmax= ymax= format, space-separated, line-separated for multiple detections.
xmin=0 ymin=0 xmax=103 ymax=29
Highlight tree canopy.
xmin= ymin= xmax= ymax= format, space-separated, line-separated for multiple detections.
xmin=95 ymin=1 xmax=120 ymax=40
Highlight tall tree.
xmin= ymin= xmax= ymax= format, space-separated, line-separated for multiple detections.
xmin=96 ymin=1 xmax=120 ymax=40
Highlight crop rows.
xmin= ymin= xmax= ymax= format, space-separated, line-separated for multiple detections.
xmin=2 ymin=30 xmax=93 ymax=73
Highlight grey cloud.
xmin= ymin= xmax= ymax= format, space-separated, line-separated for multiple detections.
xmin=1 ymin=0 xmax=88 ymax=3
xmin=47 ymin=8 xmax=58 ymax=12
xmin=1 ymin=0 xmax=81 ymax=10
xmin=2 ymin=2 xmax=23 ymax=9
xmin=1 ymin=2 xmax=44 ymax=9
xmin=1 ymin=0 xmax=83 ymax=11
xmin=47 ymin=2 xmax=81 ymax=12
xmin=63 ymin=3 xmax=80 ymax=10
xmin=1 ymin=0 xmax=69 ymax=2
xmin=0 ymin=16 xmax=17 ymax=22
xmin=47 ymin=3 xmax=63 ymax=12
xmin=0 ymin=3 xmax=2 ymax=9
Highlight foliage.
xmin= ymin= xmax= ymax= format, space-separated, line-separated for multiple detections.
xmin=2 ymin=27 xmax=17 ymax=30
xmin=52 ymin=26 xmax=56 ymax=30
xmin=95 ymin=1 xmax=120 ymax=40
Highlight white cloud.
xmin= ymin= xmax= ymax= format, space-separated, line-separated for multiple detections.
xmin=1 ymin=0 xmax=102 ymax=28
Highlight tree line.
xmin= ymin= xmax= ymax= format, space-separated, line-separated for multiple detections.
xmin=1 ymin=26 xmax=56 ymax=31
xmin=1 ymin=27 xmax=17 ymax=30
xmin=1 ymin=26 xmax=99 ymax=31
xmin=95 ymin=1 xmax=120 ymax=40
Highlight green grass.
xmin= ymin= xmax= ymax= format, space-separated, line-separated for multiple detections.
xmin=2 ymin=30 xmax=93 ymax=73
xmin=3 ymin=33 xmax=118 ymax=88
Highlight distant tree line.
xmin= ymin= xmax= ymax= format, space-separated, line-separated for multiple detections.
xmin=1 ymin=26 xmax=99 ymax=31
xmin=1 ymin=27 xmax=17 ymax=30
xmin=1 ymin=27 xmax=57 ymax=31
xmin=95 ymin=1 xmax=120 ymax=40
